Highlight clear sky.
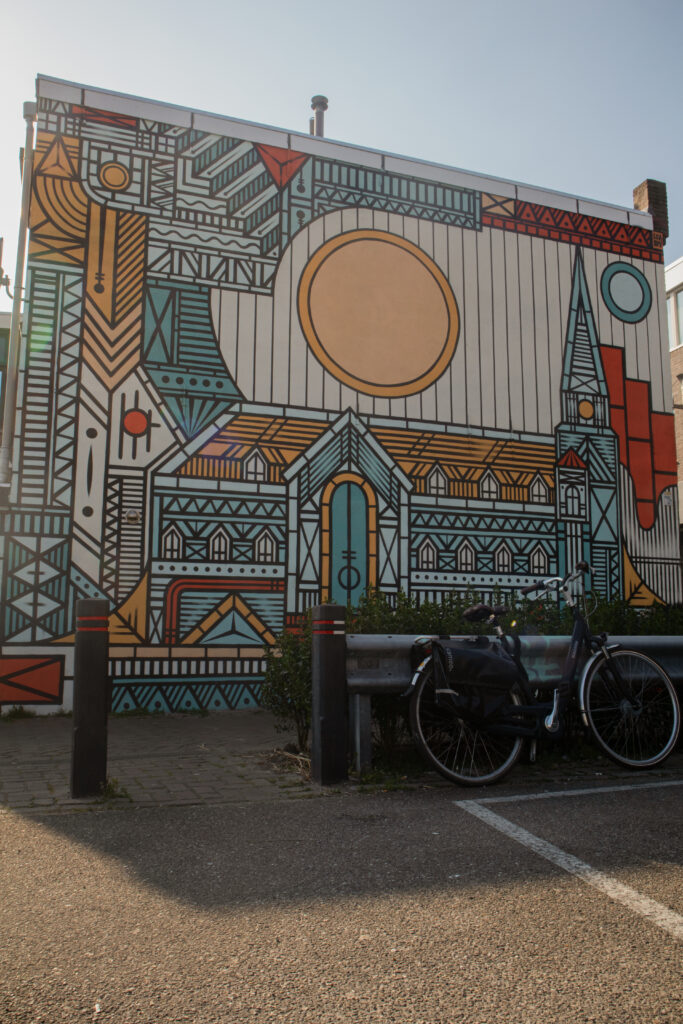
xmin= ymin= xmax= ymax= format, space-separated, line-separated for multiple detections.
xmin=1 ymin=0 xmax=682 ymax=314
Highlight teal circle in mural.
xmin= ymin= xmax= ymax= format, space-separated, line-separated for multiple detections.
xmin=601 ymin=262 xmax=651 ymax=323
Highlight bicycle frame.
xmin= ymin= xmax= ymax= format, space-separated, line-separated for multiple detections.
xmin=500 ymin=611 xmax=634 ymax=741
xmin=417 ymin=569 xmax=612 ymax=741
xmin=409 ymin=563 xmax=636 ymax=742
xmin=408 ymin=562 xmax=681 ymax=782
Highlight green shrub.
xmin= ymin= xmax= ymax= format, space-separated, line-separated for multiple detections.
xmin=349 ymin=586 xmax=683 ymax=638
xmin=261 ymin=617 xmax=312 ymax=752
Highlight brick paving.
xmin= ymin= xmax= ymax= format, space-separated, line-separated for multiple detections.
xmin=0 ymin=710 xmax=320 ymax=813
xmin=3 ymin=708 xmax=681 ymax=815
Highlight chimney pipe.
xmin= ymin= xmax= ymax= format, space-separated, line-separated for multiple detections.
xmin=310 ymin=95 xmax=328 ymax=137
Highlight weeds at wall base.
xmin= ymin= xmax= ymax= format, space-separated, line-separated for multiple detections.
xmin=0 ymin=705 xmax=37 ymax=721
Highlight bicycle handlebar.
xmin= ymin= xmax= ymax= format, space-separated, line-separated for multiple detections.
xmin=520 ymin=562 xmax=591 ymax=599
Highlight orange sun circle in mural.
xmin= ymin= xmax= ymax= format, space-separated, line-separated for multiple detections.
xmin=298 ymin=230 xmax=459 ymax=397
xmin=99 ymin=161 xmax=131 ymax=191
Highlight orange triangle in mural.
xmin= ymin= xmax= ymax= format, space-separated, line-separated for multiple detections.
xmin=52 ymin=574 xmax=148 ymax=646
xmin=255 ymin=144 xmax=308 ymax=189
xmin=109 ymin=573 xmax=149 ymax=644
xmin=622 ymin=548 xmax=661 ymax=606
xmin=36 ymin=136 xmax=79 ymax=179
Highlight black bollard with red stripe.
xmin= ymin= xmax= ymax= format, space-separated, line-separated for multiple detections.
xmin=70 ymin=599 xmax=110 ymax=798
xmin=310 ymin=604 xmax=347 ymax=785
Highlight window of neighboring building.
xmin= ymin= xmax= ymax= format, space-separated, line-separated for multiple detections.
xmin=667 ymin=287 xmax=683 ymax=350
xmin=255 ymin=528 xmax=277 ymax=563
xmin=161 ymin=525 xmax=183 ymax=560
xmin=668 ymin=295 xmax=678 ymax=350
xmin=427 ymin=465 xmax=448 ymax=497
xmin=418 ymin=539 xmax=438 ymax=570
xmin=457 ymin=540 xmax=476 ymax=572
xmin=244 ymin=448 xmax=267 ymax=482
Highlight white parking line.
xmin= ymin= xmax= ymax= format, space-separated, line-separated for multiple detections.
xmin=475 ymin=779 xmax=683 ymax=805
xmin=455 ymin=788 xmax=683 ymax=942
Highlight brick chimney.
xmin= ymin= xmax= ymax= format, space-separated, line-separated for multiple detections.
xmin=633 ymin=179 xmax=668 ymax=250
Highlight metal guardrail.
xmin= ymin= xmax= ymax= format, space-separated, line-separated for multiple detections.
xmin=344 ymin=633 xmax=683 ymax=776
xmin=310 ymin=603 xmax=683 ymax=782
xmin=346 ymin=634 xmax=683 ymax=694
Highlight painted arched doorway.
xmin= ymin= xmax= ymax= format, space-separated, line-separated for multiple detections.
xmin=321 ymin=474 xmax=377 ymax=606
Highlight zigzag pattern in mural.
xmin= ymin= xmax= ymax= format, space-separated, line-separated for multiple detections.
xmin=482 ymin=198 xmax=661 ymax=262
xmin=111 ymin=679 xmax=262 ymax=713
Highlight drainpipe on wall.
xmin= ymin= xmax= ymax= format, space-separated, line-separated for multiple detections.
xmin=0 ymin=101 xmax=37 ymax=504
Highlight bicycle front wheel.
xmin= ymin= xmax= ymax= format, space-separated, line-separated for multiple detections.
xmin=582 ymin=649 xmax=680 ymax=768
xmin=409 ymin=665 xmax=523 ymax=786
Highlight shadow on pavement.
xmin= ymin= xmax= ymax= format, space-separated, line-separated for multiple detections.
xmin=4 ymin=770 xmax=682 ymax=913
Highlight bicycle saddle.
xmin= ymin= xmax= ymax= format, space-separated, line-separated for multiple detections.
xmin=463 ymin=603 xmax=508 ymax=622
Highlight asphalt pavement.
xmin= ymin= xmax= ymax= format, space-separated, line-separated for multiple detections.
xmin=1 ymin=710 xmax=681 ymax=1023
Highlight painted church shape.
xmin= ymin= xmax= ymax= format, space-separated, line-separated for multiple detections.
xmin=555 ymin=249 xmax=621 ymax=596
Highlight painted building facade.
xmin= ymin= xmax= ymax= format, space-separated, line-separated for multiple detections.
xmin=0 ymin=76 xmax=680 ymax=712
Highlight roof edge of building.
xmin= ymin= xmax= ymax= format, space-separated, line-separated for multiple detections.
xmin=35 ymin=73 xmax=651 ymax=232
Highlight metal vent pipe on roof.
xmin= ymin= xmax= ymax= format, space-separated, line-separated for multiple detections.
xmin=310 ymin=95 xmax=328 ymax=137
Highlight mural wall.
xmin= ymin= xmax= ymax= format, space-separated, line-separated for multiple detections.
xmin=0 ymin=76 xmax=680 ymax=711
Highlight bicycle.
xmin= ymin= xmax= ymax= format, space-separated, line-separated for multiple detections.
xmin=408 ymin=562 xmax=681 ymax=786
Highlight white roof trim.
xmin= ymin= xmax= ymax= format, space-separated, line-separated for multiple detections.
xmin=36 ymin=74 xmax=652 ymax=227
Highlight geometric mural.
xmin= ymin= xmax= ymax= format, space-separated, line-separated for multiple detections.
xmin=0 ymin=75 xmax=680 ymax=710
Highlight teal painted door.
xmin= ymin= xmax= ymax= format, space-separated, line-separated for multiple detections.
xmin=330 ymin=482 xmax=368 ymax=606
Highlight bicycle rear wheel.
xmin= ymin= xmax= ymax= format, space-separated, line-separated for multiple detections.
xmin=582 ymin=649 xmax=680 ymax=768
xmin=409 ymin=664 xmax=523 ymax=786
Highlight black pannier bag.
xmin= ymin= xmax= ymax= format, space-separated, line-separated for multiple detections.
xmin=427 ymin=638 xmax=520 ymax=727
